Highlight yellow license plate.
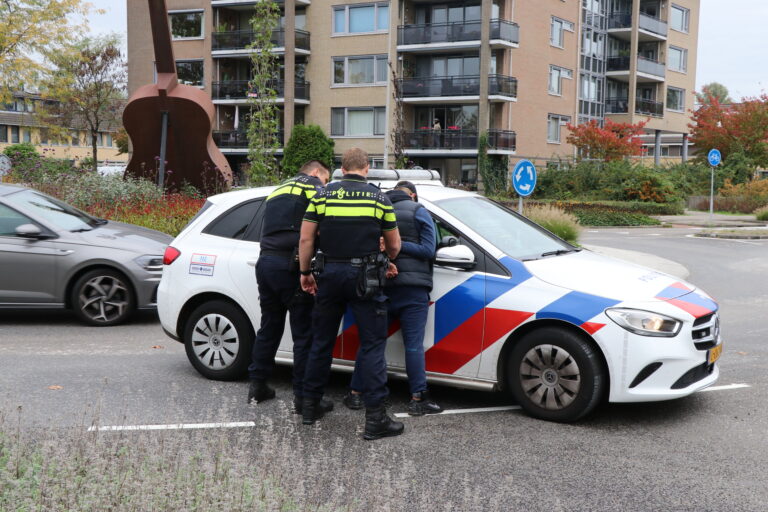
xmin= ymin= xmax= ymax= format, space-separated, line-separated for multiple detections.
xmin=708 ymin=344 xmax=723 ymax=364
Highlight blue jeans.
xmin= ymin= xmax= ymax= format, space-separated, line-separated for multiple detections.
xmin=302 ymin=263 xmax=390 ymax=408
xmin=248 ymin=254 xmax=313 ymax=398
xmin=351 ymin=286 xmax=429 ymax=396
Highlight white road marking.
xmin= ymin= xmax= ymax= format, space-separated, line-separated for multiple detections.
xmin=685 ymin=234 xmax=763 ymax=245
xmin=698 ymin=383 xmax=751 ymax=393
xmin=88 ymin=421 xmax=256 ymax=432
xmin=393 ymin=405 xmax=521 ymax=418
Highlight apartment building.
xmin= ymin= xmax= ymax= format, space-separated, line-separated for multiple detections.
xmin=126 ymin=0 xmax=699 ymax=185
xmin=0 ymin=93 xmax=126 ymax=164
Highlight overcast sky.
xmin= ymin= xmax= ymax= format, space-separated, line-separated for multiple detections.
xmin=86 ymin=0 xmax=767 ymax=101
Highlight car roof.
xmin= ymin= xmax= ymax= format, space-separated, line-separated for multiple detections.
xmin=0 ymin=183 xmax=27 ymax=196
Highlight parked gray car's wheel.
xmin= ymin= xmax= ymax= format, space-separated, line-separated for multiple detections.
xmin=508 ymin=327 xmax=605 ymax=422
xmin=184 ymin=300 xmax=253 ymax=381
xmin=71 ymin=269 xmax=135 ymax=326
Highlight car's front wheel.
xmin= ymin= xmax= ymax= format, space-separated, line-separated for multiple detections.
xmin=183 ymin=300 xmax=253 ymax=381
xmin=71 ymin=269 xmax=135 ymax=326
xmin=508 ymin=326 xmax=605 ymax=422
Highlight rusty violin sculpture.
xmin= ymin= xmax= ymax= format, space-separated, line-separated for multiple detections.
xmin=123 ymin=0 xmax=233 ymax=193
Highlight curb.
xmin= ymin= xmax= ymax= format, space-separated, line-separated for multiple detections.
xmin=695 ymin=233 xmax=768 ymax=240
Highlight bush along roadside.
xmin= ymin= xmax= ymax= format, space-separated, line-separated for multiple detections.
xmin=522 ymin=204 xmax=581 ymax=243
xmin=500 ymin=199 xmax=660 ymax=227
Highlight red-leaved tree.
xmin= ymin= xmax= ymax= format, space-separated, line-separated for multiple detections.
xmin=689 ymin=93 xmax=768 ymax=167
xmin=566 ymin=119 xmax=648 ymax=161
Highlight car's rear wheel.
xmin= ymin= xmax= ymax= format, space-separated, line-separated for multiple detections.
xmin=71 ymin=269 xmax=135 ymax=326
xmin=508 ymin=327 xmax=605 ymax=422
xmin=183 ymin=300 xmax=253 ymax=381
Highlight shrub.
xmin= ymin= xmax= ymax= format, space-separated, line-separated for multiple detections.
xmin=755 ymin=205 xmax=768 ymax=221
xmin=281 ymin=124 xmax=335 ymax=175
xmin=525 ymin=199 xmax=683 ymax=215
xmin=523 ymin=204 xmax=581 ymax=243
xmin=714 ymin=178 xmax=768 ymax=213
xmin=573 ymin=209 xmax=660 ymax=226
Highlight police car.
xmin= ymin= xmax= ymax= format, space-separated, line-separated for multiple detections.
xmin=157 ymin=169 xmax=722 ymax=422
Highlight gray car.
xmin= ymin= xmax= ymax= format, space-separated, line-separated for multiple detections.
xmin=0 ymin=184 xmax=173 ymax=325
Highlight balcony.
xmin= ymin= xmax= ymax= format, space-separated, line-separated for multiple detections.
xmin=212 ymin=29 xmax=310 ymax=54
xmin=607 ymin=11 xmax=668 ymax=40
xmin=213 ymin=129 xmax=285 ymax=151
xmin=636 ymin=56 xmax=665 ymax=79
xmin=635 ymin=98 xmax=664 ymax=117
xmin=605 ymin=97 xmax=629 ymax=114
xmin=606 ymin=55 xmax=665 ymax=82
xmin=402 ymin=129 xmax=515 ymax=153
xmin=397 ymin=19 xmax=519 ymax=49
xmin=397 ymin=75 xmax=517 ymax=102
xmin=212 ymin=79 xmax=310 ymax=103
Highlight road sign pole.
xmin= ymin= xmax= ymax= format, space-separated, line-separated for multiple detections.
xmin=709 ymin=164 xmax=715 ymax=223
xmin=518 ymin=196 xmax=523 ymax=215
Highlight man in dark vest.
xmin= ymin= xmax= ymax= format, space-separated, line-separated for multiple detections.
xmin=344 ymin=181 xmax=443 ymax=416
xmin=247 ymin=161 xmax=331 ymax=416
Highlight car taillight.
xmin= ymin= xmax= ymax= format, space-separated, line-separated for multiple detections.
xmin=163 ymin=246 xmax=181 ymax=265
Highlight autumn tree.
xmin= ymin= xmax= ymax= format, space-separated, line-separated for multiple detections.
xmin=566 ymin=119 xmax=648 ymax=161
xmin=696 ymin=82 xmax=733 ymax=106
xmin=0 ymin=0 xmax=91 ymax=100
xmin=689 ymin=94 xmax=768 ymax=168
xmin=37 ymin=36 xmax=126 ymax=173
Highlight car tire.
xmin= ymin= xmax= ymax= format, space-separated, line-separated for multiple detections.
xmin=71 ymin=269 xmax=135 ymax=326
xmin=183 ymin=300 xmax=253 ymax=381
xmin=507 ymin=327 xmax=605 ymax=422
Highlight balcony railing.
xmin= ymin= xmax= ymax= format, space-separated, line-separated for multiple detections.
xmin=636 ymin=56 xmax=665 ymax=78
xmin=398 ymin=75 xmax=517 ymax=99
xmin=607 ymin=11 xmax=667 ymax=36
xmin=397 ymin=18 xmax=519 ymax=46
xmin=606 ymin=56 xmax=630 ymax=72
xmin=213 ymin=129 xmax=284 ymax=148
xmin=212 ymin=79 xmax=310 ymax=101
xmin=402 ymin=129 xmax=516 ymax=151
xmin=635 ymin=98 xmax=664 ymax=117
xmin=212 ymin=29 xmax=310 ymax=51
xmin=605 ymin=98 xmax=629 ymax=114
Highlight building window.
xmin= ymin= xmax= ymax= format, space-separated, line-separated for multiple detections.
xmin=333 ymin=3 xmax=389 ymax=35
xmin=0 ymin=125 xmax=7 ymax=143
xmin=667 ymin=86 xmax=685 ymax=112
xmin=169 ymin=11 xmax=203 ymax=39
xmin=670 ymin=4 xmax=690 ymax=33
xmin=333 ymin=55 xmax=388 ymax=85
xmin=106 ymin=134 xmax=113 ymax=147
xmin=39 ymin=129 xmax=49 ymax=145
xmin=371 ymin=157 xmax=384 ymax=169
xmin=11 ymin=126 xmax=19 ymax=144
xmin=550 ymin=16 xmax=574 ymax=48
xmin=548 ymin=65 xmax=573 ymax=95
xmin=580 ymin=74 xmax=603 ymax=102
xmin=547 ymin=114 xmax=570 ymax=143
xmin=176 ymin=60 xmax=204 ymax=86
xmin=71 ymin=132 xmax=80 ymax=146
xmin=331 ymin=107 xmax=386 ymax=136
xmin=23 ymin=129 xmax=31 ymax=143
xmin=668 ymin=46 xmax=687 ymax=72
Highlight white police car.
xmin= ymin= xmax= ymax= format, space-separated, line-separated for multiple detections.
xmin=158 ymin=169 xmax=721 ymax=422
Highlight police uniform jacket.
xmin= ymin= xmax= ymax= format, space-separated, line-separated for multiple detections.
xmin=260 ymin=173 xmax=324 ymax=252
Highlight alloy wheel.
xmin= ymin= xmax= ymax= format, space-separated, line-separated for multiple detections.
xmin=78 ymin=275 xmax=130 ymax=323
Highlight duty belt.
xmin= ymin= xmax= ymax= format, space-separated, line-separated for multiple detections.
xmin=325 ymin=254 xmax=379 ymax=266
xmin=260 ymin=249 xmax=295 ymax=259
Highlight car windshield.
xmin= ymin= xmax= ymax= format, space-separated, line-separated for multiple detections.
xmin=5 ymin=189 xmax=99 ymax=232
xmin=434 ymin=196 xmax=574 ymax=261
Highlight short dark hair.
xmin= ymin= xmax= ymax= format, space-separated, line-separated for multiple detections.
xmin=395 ymin=180 xmax=418 ymax=201
xmin=341 ymin=148 xmax=369 ymax=173
xmin=299 ymin=160 xmax=329 ymax=175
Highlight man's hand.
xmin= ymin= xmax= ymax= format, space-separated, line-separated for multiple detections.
xmin=386 ymin=262 xmax=398 ymax=279
xmin=301 ymin=274 xmax=318 ymax=295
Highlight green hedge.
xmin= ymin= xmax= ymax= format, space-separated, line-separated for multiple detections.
xmin=572 ymin=209 xmax=660 ymax=226
xmin=527 ymin=199 xmax=684 ymax=215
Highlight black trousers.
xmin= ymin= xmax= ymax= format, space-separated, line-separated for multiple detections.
xmin=248 ymin=254 xmax=313 ymax=398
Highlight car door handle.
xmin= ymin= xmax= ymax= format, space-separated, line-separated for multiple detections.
xmin=247 ymin=258 xmax=258 ymax=267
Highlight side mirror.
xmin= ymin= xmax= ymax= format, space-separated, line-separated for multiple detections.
xmin=15 ymin=224 xmax=47 ymax=239
xmin=440 ymin=235 xmax=459 ymax=248
xmin=435 ymin=244 xmax=476 ymax=270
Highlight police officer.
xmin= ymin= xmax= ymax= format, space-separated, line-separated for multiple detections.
xmin=298 ymin=148 xmax=404 ymax=440
xmin=343 ymin=181 xmax=443 ymax=416
xmin=247 ymin=161 xmax=331 ymax=416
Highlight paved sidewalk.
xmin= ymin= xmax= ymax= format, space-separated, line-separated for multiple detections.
xmin=656 ymin=210 xmax=766 ymax=228
xmin=582 ymin=244 xmax=690 ymax=280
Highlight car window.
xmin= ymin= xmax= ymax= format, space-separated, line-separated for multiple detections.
xmin=431 ymin=215 xmax=509 ymax=276
xmin=242 ymin=200 xmax=267 ymax=242
xmin=203 ymin=199 xmax=263 ymax=240
xmin=434 ymin=196 xmax=571 ymax=261
xmin=4 ymin=189 xmax=96 ymax=232
xmin=0 ymin=203 xmax=35 ymax=237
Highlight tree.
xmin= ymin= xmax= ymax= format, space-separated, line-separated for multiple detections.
xmin=565 ymin=119 xmax=648 ymax=161
xmin=282 ymin=124 xmax=335 ymax=175
xmin=0 ymin=0 xmax=91 ymax=100
xmin=689 ymin=94 xmax=768 ymax=169
xmin=114 ymin=127 xmax=129 ymax=155
xmin=37 ymin=36 xmax=126 ymax=173
xmin=696 ymin=82 xmax=733 ymax=106
xmin=477 ymin=132 xmax=508 ymax=196
xmin=389 ymin=62 xmax=407 ymax=169
xmin=247 ymin=1 xmax=282 ymax=185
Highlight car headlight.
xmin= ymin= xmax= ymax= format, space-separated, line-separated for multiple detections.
xmin=605 ymin=308 xmax=682 ymax=337
xmin=134 ymin=255 xmax=164 ymax=272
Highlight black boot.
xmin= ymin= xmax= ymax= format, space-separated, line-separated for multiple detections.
xmin=247 ymin=380 xmax=275 ymax=404
xmin=363 ymin=405 xmax=404 ymax=441
xmin=407 ymin=390 xmax=443 ymax=416
xmin=294 ymin=396 xmax=334 ymax=415
xmin=342 ymin=391 xmax=364 ymax=410
xmin=301 ymin=397 xmax=328 ymax=425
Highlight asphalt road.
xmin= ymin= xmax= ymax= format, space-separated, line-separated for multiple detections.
xmin=1 ymin=226 xmax=767 ymax=510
